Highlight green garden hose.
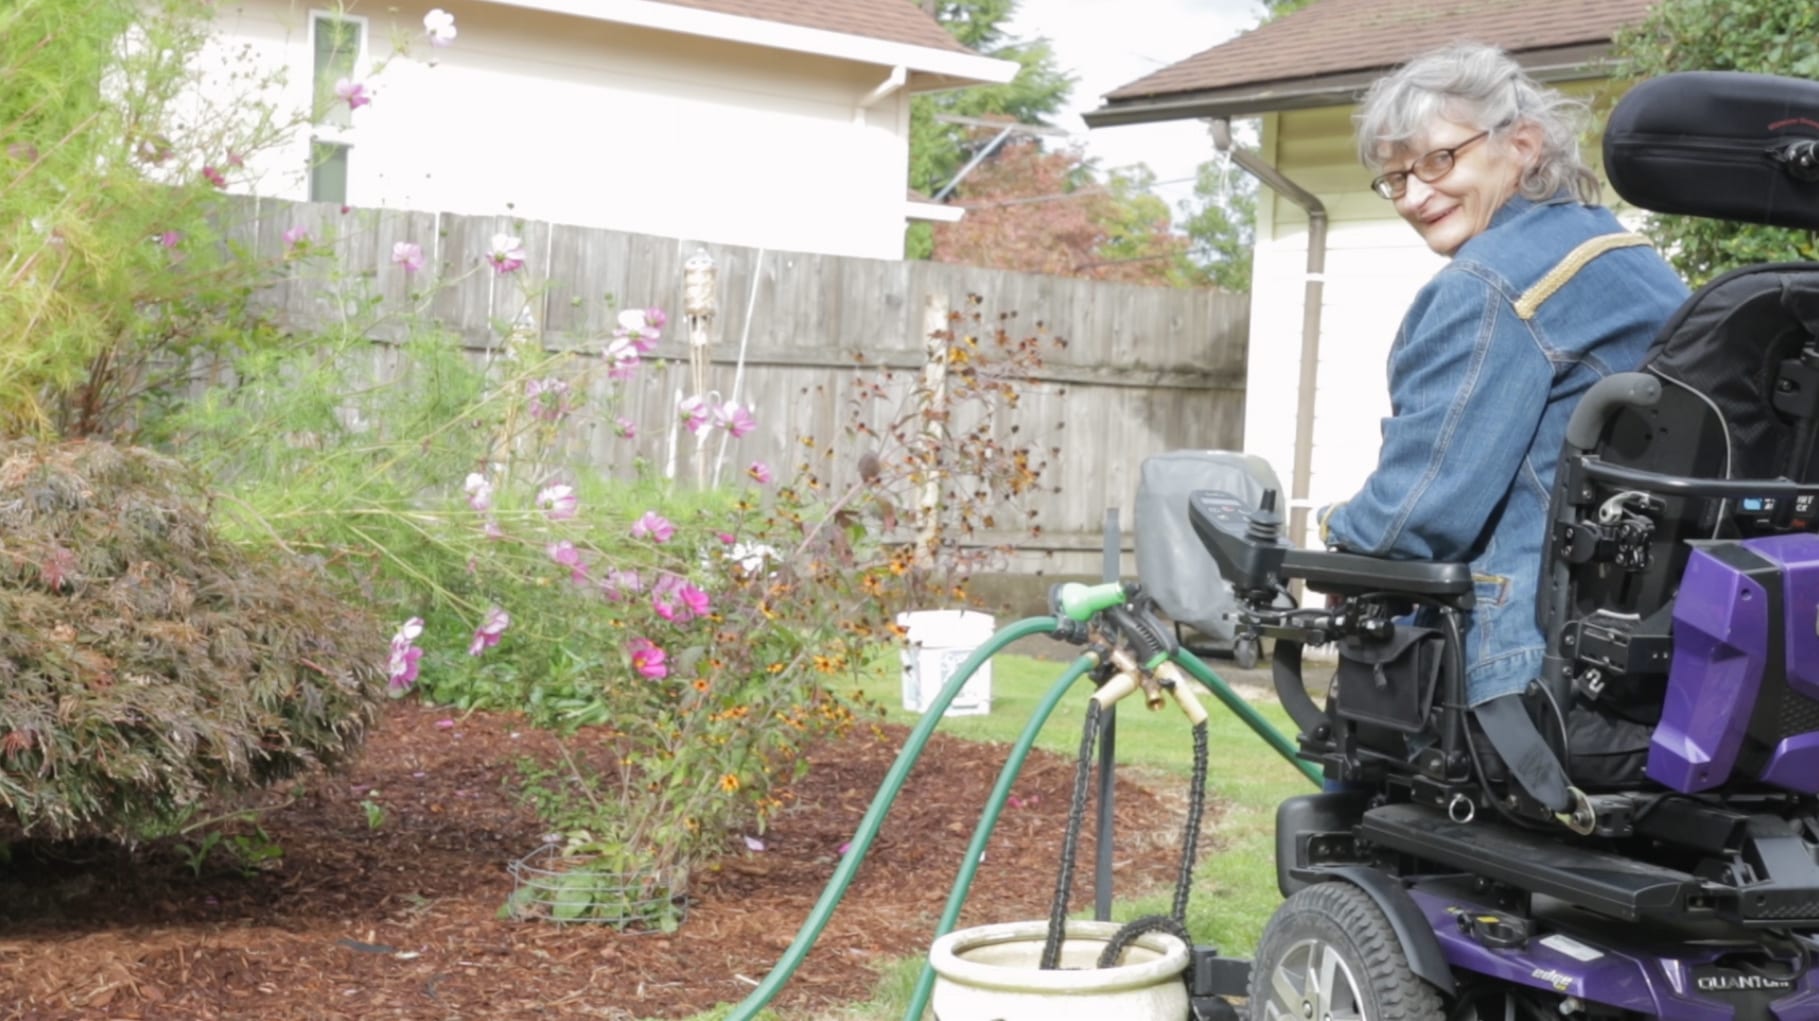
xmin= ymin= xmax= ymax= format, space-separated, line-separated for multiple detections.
xmin=722 ymin=615 xmax=1062 ymax=1021
xmin=1174 ymin=647 xmax=1323 ymax=785
xmin=902 ymin=653 xmax=1099 ymax=1020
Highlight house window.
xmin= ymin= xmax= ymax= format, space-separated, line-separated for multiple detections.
xmin=312 ymin=14 xmax=362 ymax=127
xmin=310 ymin=141 xmax=350 ymax=204
xmin=309 ymin=12 xmax=363 ymax=202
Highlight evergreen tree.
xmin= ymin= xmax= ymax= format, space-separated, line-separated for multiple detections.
xmin=907 ymin=0 xmax=1073 ymax=257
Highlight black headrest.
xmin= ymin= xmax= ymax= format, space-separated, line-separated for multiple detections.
xmin=1604 ymin=71 xmax=1819 ymax=230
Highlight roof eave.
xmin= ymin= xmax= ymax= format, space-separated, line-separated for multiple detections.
xmin=1085 ymin=41 xmax=1618 ymax=127
xmin=476 ymin=0 xmax=1018 ymax=87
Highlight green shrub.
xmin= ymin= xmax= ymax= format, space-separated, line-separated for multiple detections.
xmin=0 ymin=440 xmax=386 ymax=842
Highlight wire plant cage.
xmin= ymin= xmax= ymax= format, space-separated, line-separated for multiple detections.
xmin=504 ymin=843 xmax=688 ymax=932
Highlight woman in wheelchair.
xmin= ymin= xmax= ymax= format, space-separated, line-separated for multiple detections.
xmin=1194 ymin=53 xmax=1819 ymax=1021
xmin=1317 ymin=44 xmax=1687 ymax=814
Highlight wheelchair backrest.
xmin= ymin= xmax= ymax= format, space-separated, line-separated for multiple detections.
xmin=1568 ymin=264 xmax=1819 ymax=621
xmin=1551 ymin=71 xmax=1819 ymax=795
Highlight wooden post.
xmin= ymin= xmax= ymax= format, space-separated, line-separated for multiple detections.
xmin=916 ymin=292 xmax=949 ymax=565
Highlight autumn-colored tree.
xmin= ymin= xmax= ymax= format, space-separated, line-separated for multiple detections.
xmin=931 ymin=139 xmax=1195 ymax=286
xmin=906 ymin=0 xmax=1073 ymax=258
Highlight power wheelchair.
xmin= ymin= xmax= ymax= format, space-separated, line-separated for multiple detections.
xmin=1192 ymin=70 xmax=1819 ymax=1021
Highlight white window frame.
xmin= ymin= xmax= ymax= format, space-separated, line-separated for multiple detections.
xmin=306 ymin=10 xmax=367 ymax=202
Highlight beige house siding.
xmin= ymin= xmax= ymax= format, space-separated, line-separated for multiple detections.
xmin=205 ymin=0 xmax=967 ymax=260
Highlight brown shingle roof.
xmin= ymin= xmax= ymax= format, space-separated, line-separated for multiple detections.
xmin=1104 ymin=0 xmax=1654 ymax=103
xmin=648 ymin=0 xmax=973 ymax=56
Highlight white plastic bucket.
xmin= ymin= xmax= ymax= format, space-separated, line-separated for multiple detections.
xmin=897 ymin=609 xmax=994 ymax=716
xmin=928 ymin=919 xmax=1190 ymax=1021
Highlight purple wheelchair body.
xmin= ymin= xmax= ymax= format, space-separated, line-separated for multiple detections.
xmin=1653 ymin=533 xmax=1819 ymax=795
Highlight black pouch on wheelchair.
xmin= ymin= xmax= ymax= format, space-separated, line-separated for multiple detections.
xmin=1563 ymin=700 xmax=1654 ymax=789
xmin=1605 ymin=71 xmax=1819 ymax=230
xmin=1332 ymin=626 xmax=1443 ymax=733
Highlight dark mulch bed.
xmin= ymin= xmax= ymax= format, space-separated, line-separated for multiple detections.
xmin=0 ymin=701 xmax=1204 ymax=1020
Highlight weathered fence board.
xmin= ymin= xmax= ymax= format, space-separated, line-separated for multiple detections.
xmin=230 ymin=196 xmax=1250 ymax=576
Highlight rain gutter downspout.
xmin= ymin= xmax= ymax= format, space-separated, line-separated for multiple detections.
xmin=1210 ymin=117 xmax=1327 ymax=550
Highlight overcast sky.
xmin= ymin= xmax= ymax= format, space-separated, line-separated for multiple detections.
xmin=1002 ymin=0 xmax=1266 ymax=213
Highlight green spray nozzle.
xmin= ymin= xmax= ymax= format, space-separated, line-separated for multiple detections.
xmin=1054 ymin=581 xmax=1128 ymax=622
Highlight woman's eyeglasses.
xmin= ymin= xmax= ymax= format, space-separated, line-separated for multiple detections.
xmin=1370 ymin=130 xmax=1490 ymax=200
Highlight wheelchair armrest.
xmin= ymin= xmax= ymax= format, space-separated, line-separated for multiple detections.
xmin=1280 ymin=548 xmax=1476 ymax=609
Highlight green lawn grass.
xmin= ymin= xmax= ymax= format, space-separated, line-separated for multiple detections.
xmin=674 ymin=648 xmax=1318 ymax=1021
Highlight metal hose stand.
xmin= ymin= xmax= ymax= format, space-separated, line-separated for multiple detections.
xmin=1041 ymin=698 xmax=1104 ymax=970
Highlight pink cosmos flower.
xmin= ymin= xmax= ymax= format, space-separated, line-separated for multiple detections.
xmin=423 ymin=8 xmax=457 ymax=46
xmin=614 ymin=417 xmax=637 ymax=439
xmin=547 ymin=540 xmax=587 ymax=583
xmin=468 ymin=606 xmax=509 ymax=656
xmin=201 ymin=165 xmax=226 ymax=188
xmin=631 ymin=510 xmax=675 ymax=543
xmin=483 ymin=520 xmax=505 ymax=540
xmin=524 ymin=377 xmax=572 ymax=421
xmin=157 ymin=231 xmax=182 ymax=249
xmin=464 ymin=472 xmax=493 ymax=512
xmin=714 ymin=400 xmax=757 ymax=439
xmin=488 ymin=233 xmax=526 ymax=275
xmin=614 ymin=308 xmax=662 ymax=352
xmin=536 ymin=483 xmax=578 ymax=521
xmin=600 ymin=568 xmax=642 ymax=602
xmin=747 ymin=461 xmax=773 ymax=485
xmin=678 ymin=395 xmax=711 ymax=434
xmin=334 ymin=78 xmax=371 ymax=110
xmin=131 ymin=137 xmax=169 ymax=164
xmin=650 ymin=574 xmax=706 ymax=623
xmin=392 ymin=241 xmax=425 ymax=273
xmin=678 ymin=582 xmax=711 ymax=618
xmin=603 ymin=337 xmax=642 ymax=381
xmin=388 ymin=617 xmax=424 ymax=694
xmin=282 ymin=225 xmax=309 ymax=248
xmin=651 ymin=591 xmax=680 ymax=623
xmin=628 ymin=637 xmax=668 ymax=679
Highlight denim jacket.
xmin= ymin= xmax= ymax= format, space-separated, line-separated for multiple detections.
xmin=1322 ymin=196 xmax=1688 ymax=704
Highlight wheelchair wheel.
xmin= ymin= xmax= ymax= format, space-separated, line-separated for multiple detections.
xmin=1233 ymin=636 xmax=1260 ymax=670
xmin=1250 ymin=882 xmax=1443 ymax=1021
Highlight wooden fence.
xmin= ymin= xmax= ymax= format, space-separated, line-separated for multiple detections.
xmin=231 ymin=196 xmax=1251 ymax=578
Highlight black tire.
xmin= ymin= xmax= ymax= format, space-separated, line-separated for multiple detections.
xmin=1250 ymin=882 xmax=1444 ymax=1021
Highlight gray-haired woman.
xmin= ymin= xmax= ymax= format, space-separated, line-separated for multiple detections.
xmin=1317 ymin=43 xmax=1687 ymax=810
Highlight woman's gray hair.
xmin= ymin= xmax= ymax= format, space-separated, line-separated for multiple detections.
xmin=1354 ymin=42 xmax=1601 ymax=205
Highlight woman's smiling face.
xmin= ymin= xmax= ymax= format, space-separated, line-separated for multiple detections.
xmin=1385 ymin=119 xmax=1530 ymax=257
